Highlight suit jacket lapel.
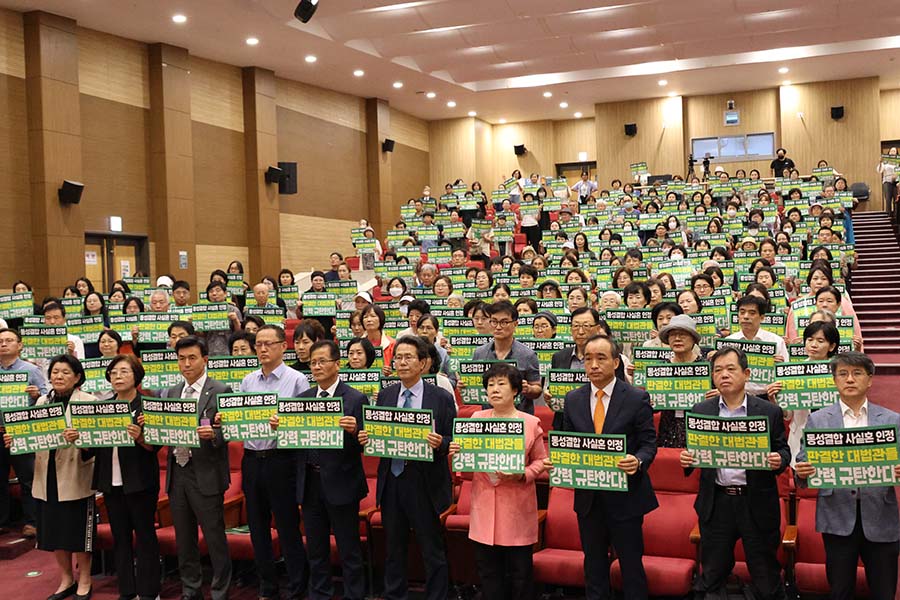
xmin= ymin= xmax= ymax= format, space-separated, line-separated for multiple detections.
xmin=602 ymin=379 xmax=625 ymax=433
xmin=197 ymin=379 xmax=215 ymax=418
xmin=578 ymin=384 xmax=593 ymax=430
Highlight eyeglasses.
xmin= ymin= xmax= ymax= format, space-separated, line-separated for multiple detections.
xmin=394 ymin=355 xmax=419 ymax=363
xmin=255 ymin=341 xmax=284 ymax=349
xmin=570 ymin=323 xmax=596 ymax=330
xmin=489 ymin=319 xmax=516 ymax=328
xmin=109 ymin=369 xmax=133 ymax=377
xmin=309 ymin=359 xmax=337 ymax=368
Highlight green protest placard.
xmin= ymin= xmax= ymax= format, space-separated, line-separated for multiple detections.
xmin=69 ymin=400 xmax=133 ymax=448
xmin=439 ymin=317 xmax=476 ymax=337
xmin=339 ymin=369 xmax=382 ymax=399
xmin=645 ymin=363 xmax=711 ymax=410
xmin=458 ymin=360 xmax=514 ymax=405
xmin=630 ymin=162 xmax=649 ymax=178
xmin=301 ymin=292 xmax=337 ymax=317
xmin=207 ymin=355 xmax=259 ymax=389
xmin=123 ymin=277 xmax=151 ymax=294
xmin=246 ymin=305 xmax=285 ymax=325
xmin=715 ymin=338 xmax=777 ymax=384
xmin=442 ymin=222 xmax=466 ymax=239
xmin=226 ymin=274 xmax=245 ymax=298
xmin=0 ymin=370 xmax=30 ymax=411
xmin=427 ymin=246 xmax=452 ymax=264
xmin=66 ymin=315 xmax=105 ymax=345
xmin=135 ymin=312 xmax=178 ymax=344
xmin=546 ymin=369 xmax=589 ymax=413
xmin=80 ymin=357 xmax=113 ymax=396
xmin=804 ymin=426 xmax=900 ymax=488
xmin=141 ymin=396 xmax=199 ymax=447
xmin=192 ymin=303 xmax=230 ymax=332
xmin=729 ymin=310 xmax=786 ymax=338
xmin=139 ymin=350 xmax=182 ymax=389
xmin=451 ymin=418 xmax=526 ymax=473
xmin=217 ymin=392 xmax=278 ymax=442
xmin=325 ymin=280 xmax=358 ymax=299
xmin=798 ymin=315 xmax=855 ymax=345
xmin=276 ymin=397 xmax=344 ymax=449
xmin=108 ymin=314 xmax=137 ymax=339
xmin=692 ymin=312 xmax=719 ymax=346
xmin=277 ymin=285 xmax=300 ymax=306
xmin=518 ymin=338 xmax=569 ymax=376
xmin=20 ymin=325 xmax=67 ymax=361
xmin=700 ymin=296 xmax=730 ymax=330
xmin=2 ymin=403 xmax=67 ymax=455
xmin=686 ymin=412 xmax=771 ymax=469
xmin=447 ymin=335 xmax=493 ymax=372
xmin=548 ymin=431 xmax=628 ymax=492
xmin=774 ymin=361 xmax=839 ymax=411
xmin=0 ymin=291 xmax=34 ymax=320
xmin=602 ymin=308 xmax=655 ymax=343
xmin=632 ymin=348 xmax=674 ymax=387
xmin=362 ymin=405 xmax=433 ymax=461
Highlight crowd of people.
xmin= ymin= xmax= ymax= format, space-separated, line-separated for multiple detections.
xmin=0 ymin=150 xmax=895 ymax=600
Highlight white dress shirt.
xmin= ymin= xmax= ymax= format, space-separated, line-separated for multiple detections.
xmin=727 ymin=327 xmax=788 ymax=398
xmin=716 ymin=395 xmax=749 ymax=486
xmin=840 ymin=398 xmax=868 ymax=428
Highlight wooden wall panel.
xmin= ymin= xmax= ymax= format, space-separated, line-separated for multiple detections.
xmin=0 ymin=8 xmax=24 ymax=78
xmin=77 ymin=27 xmax=149 ymax=109
xmin=429 ymin=118 xmax=475 ymax=188
xmin=196 ymin=245 xmax=249 ymax=281
xmin=276 ymin=77 xmax=366 ymax=133
xmin=780 ymin=77 xmax=881 ymax=210
xmin=280 ymin=214 xmax=357 ymax=272
xmin=189 ymin=56 xmax=243 ymax=132
xmin=0 ymin=73 xmax=31 ymax=281
xmin=192 ymin=121 xmax=247 ymax=246
xmin=684 ymin=89 xmax=778 ymax=176
xmin=473 ymin=118 xmax=493 ymax=187
xmin=491 ymin=120 xmax=554 ymax=187
xmin=880 ymin=89 xmax=900 ymax=141
xmin=595 ymin=97 xmax=684 ymax=182
xmin=276 ymin=106 xmax=368 ymax=220
xmin=390 ymin=107 xmax=429 ymax=152
xmin=80 ymin=94 xmax=150 ymax=233
xmin=554 ymin=118 xmax=596 ymax=164
xmin=391 ymin=143 xmax=429 ymax=207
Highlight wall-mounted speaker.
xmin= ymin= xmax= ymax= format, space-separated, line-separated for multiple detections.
xmin=294 ymin=0 xmax=320 ymax=23
xmin=514 ymin=144 xmax=527 ymax=156
xmin=58 ymin=180 xmax=84 ymax=204
xmin=382 ymin=138 xmax=395 ymax=152
xmin=277 ymin=162 xmax=298 ymax=195
xmin=624 ymin=123 xmax=637 ymax=137
xmin=264 ymin=166 xmax=283 ymax=185
xmin=831 ymin=106 xmax=844 ymax=120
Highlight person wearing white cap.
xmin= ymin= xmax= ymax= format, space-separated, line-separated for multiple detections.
xmin=156 ymin=275 xmax=174 ymax=288
xmin=656 ymin=314 xmax=706 ymax=448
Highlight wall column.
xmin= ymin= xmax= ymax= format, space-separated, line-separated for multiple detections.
xmin=365 ymin=98 xmax=393 ymax=237
xmin=148 ymin=43 xmax=196 ymax=287
xmin=242 ymin=67 xmax=281 ymax=280
xmin=24 ymin=11 xmax=85 ymax=299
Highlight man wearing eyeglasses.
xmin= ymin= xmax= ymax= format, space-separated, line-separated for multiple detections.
xmin=283 ymin=340 xmax=368 ymax=600
xmin=237 ymin=324 xmax=310 ymax=600
xmin=472 ymin=300 xmax=542 ymax=414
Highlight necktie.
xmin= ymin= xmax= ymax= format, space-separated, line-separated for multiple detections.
xmin=391 ymin=389 xmax=415 ymax=476
xmin=174 ymin=385 xmax=197 ymax=467
xmin=593 ymin=390 xmax=606 ymax=434
xmin=308 ymin=390 xmax=329 ymax=466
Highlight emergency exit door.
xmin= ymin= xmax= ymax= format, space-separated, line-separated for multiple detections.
xmin=84 ymin=235 xmax=149 ymax=291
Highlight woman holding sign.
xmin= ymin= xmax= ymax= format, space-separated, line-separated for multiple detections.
xmin=4 ymin=355 xmax=96 ymax=600
xmin=448 ymin=362 xmax=548 ymax=600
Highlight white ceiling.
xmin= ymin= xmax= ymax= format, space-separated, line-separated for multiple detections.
xmin=4 ymin=0 xmax=900 ymax=123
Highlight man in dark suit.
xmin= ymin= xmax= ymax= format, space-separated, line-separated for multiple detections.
xmin=358 ymin=335 xmax=454 ymax=600
xmin=680 ymin=346 xmax=790 ymax=600
xmin=548 ymin=307 xmax=607 ymax=428
xmin=163 ymin=336 xmax=232 ymax=600
xmin=294 ymin=340 xmax=368 ymax=600
xmin=558 ymin=334 xmax=658 ymax=600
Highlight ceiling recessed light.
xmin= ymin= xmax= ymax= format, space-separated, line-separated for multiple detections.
xmin=498 ymin=118 xmax=507 ymax=124
xmin=305 ymin=55 xmax=317 ymax=63
xmin=353 ymin=69 xmax=365 ymax=77
xmin=778 ymin=67 xmax=790 ymax=74
xmin=172 ymin=14 xmax=187 ymax=24
xmin=782 ymin=80 xmax=792 ymax=86
xmin=543 ymin=91 xmax=553 ymax=98
xmin=425 ymin=91 xmax=436 ymax=99
xmin=245 ymin=37 xmax=259 ymax=46
xmin=574 ymin=112 xmax=583 ymax=118
xmin=559 ymin=101 xmax=569 ymax=109
xmin=468 ymin=111 xmax=477 ymax=117
xmin=658 ymin=79 xmax=668 ymax=86
xmin=392 ymin=81 xmax=403 ymax=89
xmin=667 ymin=91 xmax=676 ymax=97
xmin=446 ymin=100 xmax=457 ymax=108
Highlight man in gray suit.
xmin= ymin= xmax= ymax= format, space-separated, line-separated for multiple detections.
xmin=164 ymin=336 xmax=232 ymax=600
xmin=795 ymin=352 xmax=900 ymax=600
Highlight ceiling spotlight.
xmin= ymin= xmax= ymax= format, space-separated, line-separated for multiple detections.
xmin=543 ymin=91 xmax=553 ymax=98
xmin=294 ymin=0 xmax=320 ymax=24
xmin=574 ymin=112 xmax=583 ymax=118
xmin=426 ymin=92 xmax=436 ymax=99
xmin=393 ymin=81 xmax=403 ymax=89
xmin=658 ymin=79 xmax=668 ymax=86
xmin=667 ymin=91 xmax=676 ymax=97
xmin=559 ymin=101 xmax=569 ymax=109
xmin=782 ymin=80 xmax=792 ymax=86
xmin=305 ymin=55 xmax=317 ymax=63
xmin=447 ymin=100 xmax=457 ymax=108
xmin=778 ymin=67 xmax=789 ymax=74
xmin=172 ymin=14 xmax=187 ymax=24
xmin=246 ymin=37 xmax=259 ymax=46
xmin=468 ymin=111 xmax=477 ymax=117
xmin=353 ymin=69 xmax=365 ymax=77
xmin=498 ymin=118 xmax=507 ymax=124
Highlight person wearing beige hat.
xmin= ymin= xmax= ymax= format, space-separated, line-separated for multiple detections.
xmin=656 ymin=314 xmax=707 ymax=448
xmin=739 ymin=236 xmax=758 ymax=252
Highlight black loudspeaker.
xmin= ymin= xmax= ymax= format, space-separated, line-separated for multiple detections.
xmin=831 ymin=106 xmax=844 ymax=120
xmin=264 ymin=166 xmax=283 ymax=185
xmin=294 ymin=0 xmax=319 ymax=23
xmin=277 ymin=162 xmax=298 ymax=195
xmin=58 ymin=180 xmax=84 ymax=204
xmin=382 ymin=138 xmax=395 ymax=153
xmin=624 ymin=123 xmax=637 ymax=137
xmin=514 ymin=144 xmax=527 ymax=156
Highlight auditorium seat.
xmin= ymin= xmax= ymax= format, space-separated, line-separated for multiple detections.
xmin=442 ymin=475 xmax=479 ymax=585
xmin=346 ymin=256 xmax=360 ymax=270
xmin=534 ymin=405 xmax=555 ymax=436
xmin=284 ymin=318 xmax=301 ymax=348
xmin=532 ymin=487 xmax=584 ymax=588
xmin=514 ymin=233 xmax=527 ymax=255
xmin=610 ymin=448 xmax=699 ymax=596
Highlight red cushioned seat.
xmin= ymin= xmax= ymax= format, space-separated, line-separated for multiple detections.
xmin=346 ymin=256 xmax=360 ymax=270
xmin=284 ymin=318 xmax=301 ymax=349
xmin=532 ymin=487 xmax=584 ymax=587
xmin=443 ymin=480 xmax=478 ymax=585
xmin=534 ymin=405 xmax=555 ymax=436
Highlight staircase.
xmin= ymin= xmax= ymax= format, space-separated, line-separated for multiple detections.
xmin=848 ymin=212 xmax=900 ymax=372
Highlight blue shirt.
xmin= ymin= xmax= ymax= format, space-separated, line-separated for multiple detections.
xmin=716 ymin=395 xmax=748 ymax=486
xmin=240 ymin=361 xmax=309 ymax=450
xmin=398 ymin=378 xmax=424 ymax=410
xmin=1 ymin=357 xmax=49 ymax=404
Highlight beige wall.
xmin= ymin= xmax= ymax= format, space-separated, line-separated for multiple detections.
xmin=880 ymin=89 xmax=900 ymax=142
xmin=429 ymin=117 xmax=476 ymax=188
xmin=280 ymin=214 xmax=358 ymax=272
xmin=491 ymin=120 xmax=554 ymax=188
xmin=554 ymin=118 xmax=596 ymax=164
xmin=192 ymin=121 xmax=247 ymax=246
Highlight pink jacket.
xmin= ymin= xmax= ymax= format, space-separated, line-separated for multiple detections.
xmin=467 ymin=409 xmax=548 ymax=547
